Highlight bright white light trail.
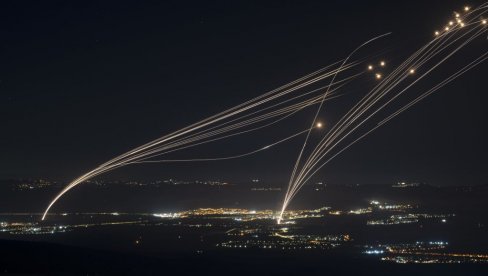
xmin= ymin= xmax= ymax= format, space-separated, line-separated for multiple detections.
xmin=278 ymin=3 xmax=488 ymax=223
xmin=42 ymin=3 xmax=488 ymax=222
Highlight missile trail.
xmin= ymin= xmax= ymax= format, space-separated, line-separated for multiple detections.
xmin=42 ymin=2 xmax=488 ymax=222
xmin=41 ymin=58 xmax=360 ymax=220
xmin=132 ymin=127 xmax=316 ymax=164
xmin=278 ymin=3 xmax=488 ymax=222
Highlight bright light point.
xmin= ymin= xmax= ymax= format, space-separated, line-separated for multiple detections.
xmin=375 ymin=73 xmax=382 ymax=80
xmin=455 ymin=12 xmax=460 ymax=18
xmin=482 ymin=20 xmax=487 ymax=25
xmin=434 ymin=31 xmax=440 ymax=36
xmin=380 ymin=61 xmax=385 ymax=67
xmin=409 ymin=69 xmax=415 ymax=74
xmin=449 ymin=21 xmax=454 ymax=26
xmin=368 ymin=65 xmax=374 ymax=70
xmin=445 ymin=27 xmax=450 ymax=31
xmin=460 ymin=22 xmax=465 ymax=27
xmin=464 ymin=6 xmax=470 ymax=12
xmin=316 ymin=122 xmax=323 ymax=128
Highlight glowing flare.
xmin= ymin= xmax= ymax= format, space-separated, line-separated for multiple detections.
xmin=482 ymin=20 xmax=487 ymax=25
xmin=409 ymin=68 xmax=415 ymax=74
xmin=434 ymin=31 xmax=440 ymax=36
xmin=368 ymin=65 xmax=374 ymax=70
xmin=464 ymin=6 xmax=470 ymax=12
xmin=380 ymin=61 xmax=386 ymax=67
xmin=375 ymin=73 xmax=382 ymax=80
xmin=316 ymin=122 xmax=323 ymax=128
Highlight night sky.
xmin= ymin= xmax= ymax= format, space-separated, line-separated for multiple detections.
xmin=1 ymin=0 xmax=487 ymax=186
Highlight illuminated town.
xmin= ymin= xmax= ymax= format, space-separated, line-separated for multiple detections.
xmin=1 ymin=191 xmax=487 ymax=265
xmin=2 ymin=1 xmax=488 ymax=274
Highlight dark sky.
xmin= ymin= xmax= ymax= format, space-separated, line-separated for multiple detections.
xmin=1 ymin=0 xmax=487 ymax=186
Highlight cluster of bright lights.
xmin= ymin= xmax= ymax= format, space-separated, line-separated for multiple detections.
xmin=368 ymin=60 xmax=415 ymax=79
xmin=367 ymin=60 xmax=386 ymax=80
xmin=434 ymin=4 xmax=488 ymax=37
xmin=364 ymin=249 xmax=385 ymax=255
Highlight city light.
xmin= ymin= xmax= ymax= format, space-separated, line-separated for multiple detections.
xmin=3 ymin=1 xmax=488 ymax=273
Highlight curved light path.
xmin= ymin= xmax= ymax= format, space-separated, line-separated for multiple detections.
xmin=42 ymin=3 xmax=488 ymax=222
xmin=41 ymin=56 xmax=361 ymax=220
xmin=278 ymin=3 xmax=488 ymax=223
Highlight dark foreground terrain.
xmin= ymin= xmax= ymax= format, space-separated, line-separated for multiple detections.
xmin=1 ymin=239 xmax=487 ymax=275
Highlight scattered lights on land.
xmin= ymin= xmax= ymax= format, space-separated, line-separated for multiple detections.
xmin=365 ymin=249 xmax=385 ymax=255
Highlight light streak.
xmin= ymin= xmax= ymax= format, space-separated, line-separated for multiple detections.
xmin=278 ymin=2 xmax=488 ymax=223
xmin=41 ymin=55 xmax=361 ymax=220
xmin=41 ymin=3 xmax=488 ymax=222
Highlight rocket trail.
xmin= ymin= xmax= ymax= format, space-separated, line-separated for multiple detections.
xmin=41 ymin=57 xmax=360 ymax=220
xmin=132 ymin=127 xmax=316 ymax=164
xmin=283 ymin=32 xmax=391 ymax=222
xmin=278 ymin=3 xmax=488 ymax=223
xmin=42 ymin=2 xmax=488 ymax=222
